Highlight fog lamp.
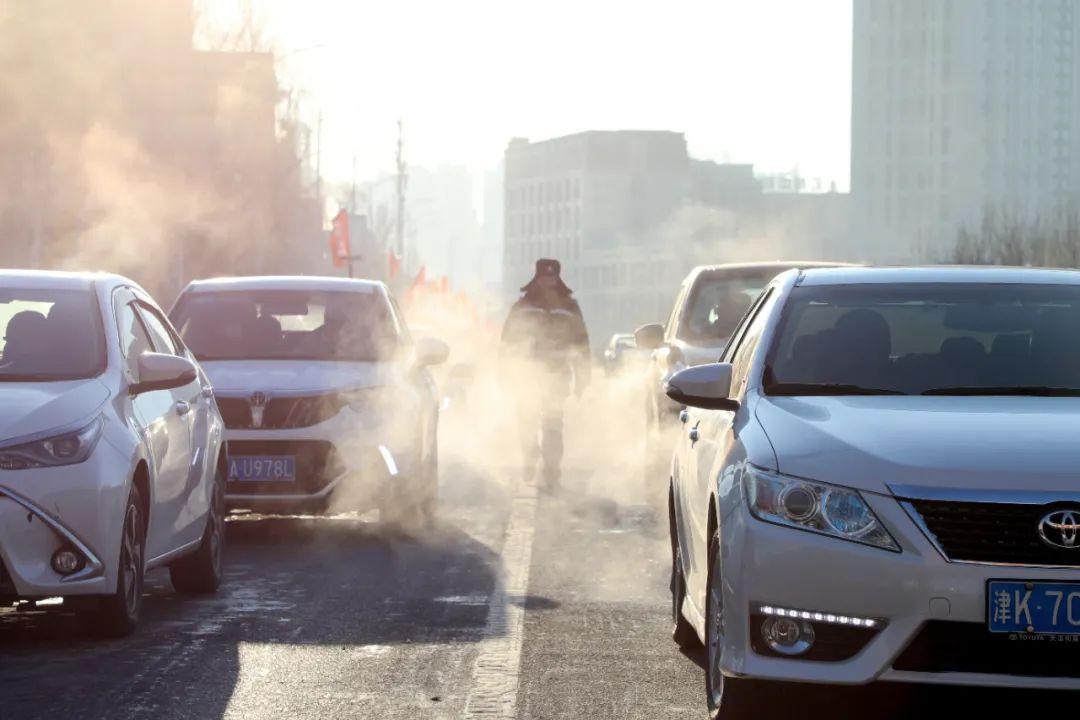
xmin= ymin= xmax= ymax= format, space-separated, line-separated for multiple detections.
xmin=51 ymin=548 xmax=84 ymax=575
xmin=760 ymin=616 xmax=815 ymax=656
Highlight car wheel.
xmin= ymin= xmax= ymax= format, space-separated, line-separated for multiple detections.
xmin=705 ymin=524 xmax=755 ymax=718
xmin=670 ymin=489 xmax=700 ymax=650
xmin=169 ymin=466 xmax=225 ymax=594
xmin=94 ymin=484 xmax=145 ymax=638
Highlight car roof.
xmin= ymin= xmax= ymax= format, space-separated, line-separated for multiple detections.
xmin=0 ymin=269 xmax=132 ymax=292
xmin=180 ymin=275 xmax=383 ymax=294
xmin=796 ymin=265 xmax=1080 ymax=286
xmin=691 ymin=261 xmax=856 ymax=279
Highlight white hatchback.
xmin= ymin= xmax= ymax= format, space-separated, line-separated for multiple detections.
xmin=169 ymin=276 xmax=447 ymax=526
xmin=0 ymin=271 xmax=226 ymax=636
xmin=666 ymin=266 xmax=1080 ymax=716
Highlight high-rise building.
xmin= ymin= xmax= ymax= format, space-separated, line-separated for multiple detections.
xmin=851 ymin=0 xmax=1080 ymax=261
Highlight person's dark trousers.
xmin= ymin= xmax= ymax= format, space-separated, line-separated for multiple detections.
xmin=516 ymin=368 xmax=570 ymax=490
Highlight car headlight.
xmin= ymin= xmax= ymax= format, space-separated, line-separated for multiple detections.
xmin=744 ymin=467 xmax=899 ymax=552
xmin=0 ymin=417 xmax=104 ymax=470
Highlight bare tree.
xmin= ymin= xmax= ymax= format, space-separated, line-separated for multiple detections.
xmin=951 ymin=208 xmax=1080 ymax=269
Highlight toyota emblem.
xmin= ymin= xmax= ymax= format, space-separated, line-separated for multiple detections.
xmin=1038 ymin=510 xmax=1080 ymax=550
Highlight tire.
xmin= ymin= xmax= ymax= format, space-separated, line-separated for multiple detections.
xmin=93 ymin=484 xmax=146 ymax=638
xmin=670 ymin=489 xmax=700 ymax=650
xmin=170 ymin=466 xmax=225 ymax=595
xmin=705 ymin=523 xmax=756 ymax=718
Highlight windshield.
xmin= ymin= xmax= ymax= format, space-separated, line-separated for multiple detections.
xmin=766 ymin=283 xmax=1080 ymax=396
xmin=171 ymin=290 xmax=401 ymax=363
xmin=679 ymin=271 xmax=784 ymax=343
xmin=0 ymin=288 xmax=105 ymax=381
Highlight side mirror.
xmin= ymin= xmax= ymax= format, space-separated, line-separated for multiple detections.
xmin=664 ymin=363 xmax=740 ymax=411
xmin=634 ymin=323 xmax=665 ymax=351
xmin=130 ymin=352 xmax=198 ymax=395
xmin=414 ymin=337 xmax=450 ymax=367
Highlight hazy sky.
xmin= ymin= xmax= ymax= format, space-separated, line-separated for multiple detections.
xmin=248 ymin=0 xmax=852 ymax=190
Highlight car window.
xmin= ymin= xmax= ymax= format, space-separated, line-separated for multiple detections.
xmin=765 ymin=282 xmax=1080 ymax=395
xmin=136 ymin=303 xmax=182 ymax=356
xmin=728 ymin=289 xmax=775 ymax=391
xmin=721 ymin=287 xmax=771 ymax=364
xmin=677 ymin=270 xmax=780 ymax=344
xmin=0 ymin=287 xmax=105 ymax=381
xmin=116 ymin=300 xmax=153 ymax=376
xmin=171 ymin=289 xmax=400 ymax=362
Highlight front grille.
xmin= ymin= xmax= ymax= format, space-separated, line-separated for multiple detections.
xmin=749 ymin=614 xmax=880 ymax=661
xmin=216 ymin=394 xmax=344 ymax=430
xmin=906 ymin=498 xmax=1080 ymax=567
xmin=226 ymin=440 xmax=345 ymax=496
xmin=894 ymin=620 xmax=1080 ymax=678
xmin=216 ymin=397 xmax=252 ymax=428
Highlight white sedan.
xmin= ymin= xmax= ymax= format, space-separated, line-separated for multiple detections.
xmin=169 ymin=276 xmax=447 ymax=527
xmin=0 ymin=271 xmax=225 ymax=636
xmin=666 ymin=266 xmax=1080 ymax=716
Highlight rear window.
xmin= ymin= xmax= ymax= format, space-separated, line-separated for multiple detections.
xmin=170 ymin=289 xmax=401 ymax=363
xmin=0 ymin=288 xmax=105 ymax=381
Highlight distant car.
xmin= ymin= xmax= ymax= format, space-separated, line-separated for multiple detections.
xmin=169 ymin=276 xmax=448 ymax=526
xmin=666 ymin=266 xmax=1080 ymax=715
xmin=635 ymin=262 xmax=850 ymax=485
xmin=0 ymin=271 xmax=226 ymax=637
xmin=602 ymin=333 xmax=643 ymax=376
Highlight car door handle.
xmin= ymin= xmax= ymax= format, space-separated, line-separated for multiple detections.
xmin=174 ymin=400 xmax=191 ymax=416
xmin=679 ymin=409 xmax=689 ymax=424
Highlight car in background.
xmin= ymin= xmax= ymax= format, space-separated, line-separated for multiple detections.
xmin=636 ymin=262 xmax=850 ymax=488
xmin=665 ymin=266 xmax=1080 ymax=715
xmin=169 ymin=277 xmax=448 ymax=527
xmin=602 ymin=333 xmax=644 ymax=376
xmin=0 ymin=271 xmax=226 ymax=637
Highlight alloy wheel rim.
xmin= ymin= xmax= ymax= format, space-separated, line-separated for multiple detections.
xmin=672 ymin=547 xmax=684 ymax=624
xmin=707 ymin=548 xmax=725 ymax=706
xmin=121 ymin=505 xmax=142 ymax=617
xmin=209 ymin=481 xmax=224 ymax=576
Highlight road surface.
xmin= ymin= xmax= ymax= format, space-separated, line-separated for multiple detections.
xmin=0 ymin=384 xmax=1058 ymax=719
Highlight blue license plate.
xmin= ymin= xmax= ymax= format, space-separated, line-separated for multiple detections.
xmin=988 ymin=580 xmax=1080 ymax=635
xmin=228 ymin=455 xmax=296 ymax=482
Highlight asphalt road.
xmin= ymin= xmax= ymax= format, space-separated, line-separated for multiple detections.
xmin=0 ymin=382 xmax=1066 ymax=720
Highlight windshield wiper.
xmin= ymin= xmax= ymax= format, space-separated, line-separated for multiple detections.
xmin=765 ymin=382 xmax=906 ymax=396
xmin=922 ymin=386 xmax=1080 ymax=396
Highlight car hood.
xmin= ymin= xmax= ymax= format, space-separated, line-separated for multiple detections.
xmin=0 ymin=379 xmax=110 ymax=444
xmin=201 ymin=360 xmax=398 ymax=396
xmin=755 ymin=395 xmax=1080 ymax=495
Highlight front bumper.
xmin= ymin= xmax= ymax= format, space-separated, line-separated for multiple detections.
xmin=0 ymin=441 xmax=130 ymax=599
xmin=222 ymin=409 xmax=414 ymax=512
xmin=722 ymin=494 xmax=1080 ymax=690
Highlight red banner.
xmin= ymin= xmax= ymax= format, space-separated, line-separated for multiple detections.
xmin=329 ymin=210 xmax=350 ymax=268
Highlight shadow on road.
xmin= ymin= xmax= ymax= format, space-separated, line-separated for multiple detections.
xmin=0 ymin=513 xmax=503 ymax=720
